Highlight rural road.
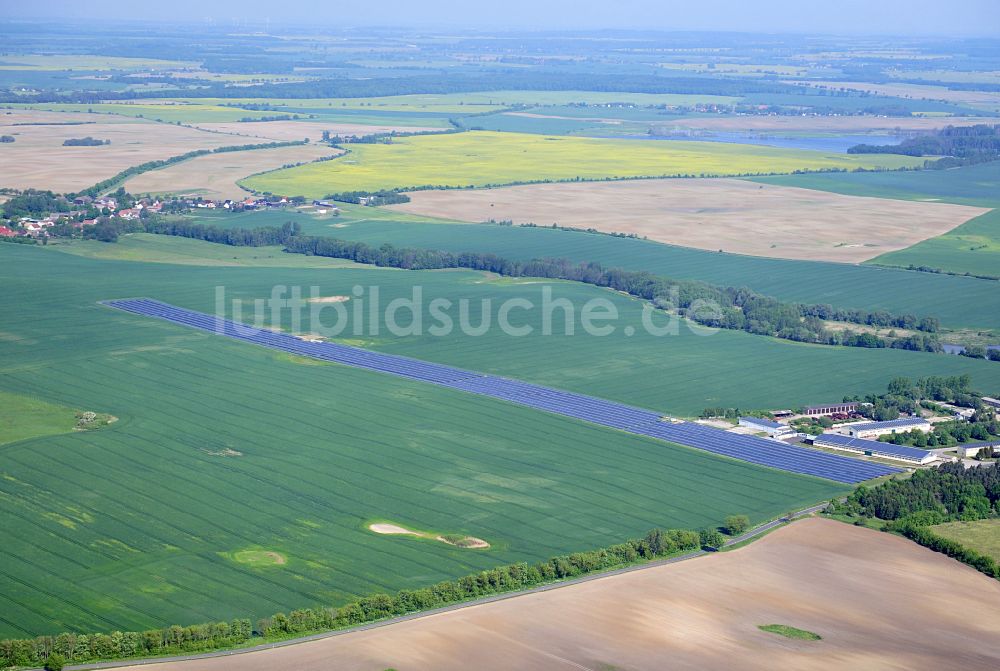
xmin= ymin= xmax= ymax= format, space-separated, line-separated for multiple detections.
xmin=59 ymin=503 xmax=829 ymax=671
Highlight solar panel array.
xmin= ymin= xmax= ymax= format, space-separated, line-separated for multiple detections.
xmin=842 ymin=417 xmax=929 ymax=432
xmin=814 ymin=433 xmax=931 ymax=461
xmin=103 ymin=298 xmax=900 ymax=484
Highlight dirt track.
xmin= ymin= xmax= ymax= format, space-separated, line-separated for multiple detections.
xmin=389 ymin=178 xmax=986 ymax=262
xmin=115 ymin=518 xmax=1000 ymax=671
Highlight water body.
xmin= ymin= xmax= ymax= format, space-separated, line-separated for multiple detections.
xmin=613 ymin=132 xmax=906 ymax=153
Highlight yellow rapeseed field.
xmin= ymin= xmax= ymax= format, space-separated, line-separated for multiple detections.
xmin=240 ymin=130 xmax=924 ymax=197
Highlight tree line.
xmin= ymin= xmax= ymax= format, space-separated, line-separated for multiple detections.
xmin=75 ymin=140 xmax=307 ymax=198
xmin=829 ymin=461 xmax=1000 ymax=580
xmin=849 ymin=124 xmax=1000 ymax=168
xmin=0 ymin=523 xmax=722 ymax=668
xmin=130 ymin=218 xmax=949 ymax=353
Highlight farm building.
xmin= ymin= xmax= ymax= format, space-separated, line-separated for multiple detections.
xmin=804 ymin=402 xmax=859 ymax=416
xmin=956 ymin=440 xmax=1000 ymax=459
xmin=811 ymin=433 xmax=935 ymax=465
xmin=835 ymin=417 xmax=931 ymax=440
xmin=738 ymin=416 xmax=795 ymax=439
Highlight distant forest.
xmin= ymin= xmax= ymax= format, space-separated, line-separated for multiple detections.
xmin=849 ymin=124 xmax=1000 ymax=168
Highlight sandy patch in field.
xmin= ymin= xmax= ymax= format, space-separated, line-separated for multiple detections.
xmin=664 ymin=114 xmax=988 ymax=133
xmin=190 ymin=121 xmax=443 ymax=143
xmin=125 ymin=144 xmax=341 ymax=199
xmin=389 ymin=178 xmax=988 ymax=262
xmin=306 ymin=295 xmax=351 ymax=303
xmin=368 ymin=522 xmax=490 ymax=549
xmin=369 ymin=523 xmax=422 ymax=536
xmin=0 ymin=109 xmax=238 ymax=191
xmin=118 ymin=518 xmax=1000 ymax=671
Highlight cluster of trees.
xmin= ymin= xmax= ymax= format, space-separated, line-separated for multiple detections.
xmin=831 ymin=462 xmax=1000 ymax=579
xmin=0 ymin=523 xmax=726 ymax=669
xmin=960 ymin=345 xmax=1000 ymax=362
xmin=842 ymin=375 xmax=978 ymax=421
xmin=144 ymin=219 xmax=301 ymax=246
xmin=837 ymin=461 xmax=999 ymax=522
xmin=1 ymin=189 xmax=71 ymax=219
xmin=324 ymin=190 xmax=411 ymax=205
xmin=62 ymin=136 xmax=110 ymax=146
xmin=699 ymin=407 xmax=773 ymax=420
xmin=849 ymin=124 xmax=1000 ymax=168
xmin=878 ymin=411 xmax=999 ymax=448
xmin=239 ymin=114 xmax=300 ymax=122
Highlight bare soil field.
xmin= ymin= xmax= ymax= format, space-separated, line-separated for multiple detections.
xmin=389 ymin=178 xmax=987 ymax=262
xmin=664 ymin=115 xmax=988 ymax=133
xmin=117 ymin=518 xmax=1000 ymax=671
xmin=125 ymin=144 xmax=341 ymax=199
xmin=190 ymin=120 xmax=441 ymax=142
xmin=0 ymin=109 xmax=237 ymax=191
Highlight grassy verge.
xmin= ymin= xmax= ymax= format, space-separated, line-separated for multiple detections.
xmin=758 ymin=624 xmax=822 ymax=640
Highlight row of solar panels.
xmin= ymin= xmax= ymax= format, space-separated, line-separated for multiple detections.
xmin=102 ymin=298 xmax=900 ymax=484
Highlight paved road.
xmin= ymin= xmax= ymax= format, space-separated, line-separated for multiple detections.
xmin=60 ymin=503 xmax=829 ymax=671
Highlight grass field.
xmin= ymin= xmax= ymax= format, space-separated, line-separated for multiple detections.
xmin=0 ymin=390 xmax=80 ymax=447
xmin=240 ymin=131 xmax=924 ymax=198
xmin=931 ymin=519 xmax=1000 ymax=562
xmin=870 ymin=209 xmax=1000 ymax=278
xmin=46 ymin=234 xmax=376 ymax=268
xmin=0 ymin=244 xmax=849 ymax=637
xmin=285 ymin=217 xmax=1000 ymax=331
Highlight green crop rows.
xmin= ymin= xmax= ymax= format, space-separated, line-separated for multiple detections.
xmin=0 ymin=244 xmax=849 ymax=637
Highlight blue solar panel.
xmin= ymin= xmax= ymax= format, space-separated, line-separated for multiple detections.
xmin=101 ymin=298 xmax=900 ymax=484
xmin=814 ymin=433 xmax=931 ymax=460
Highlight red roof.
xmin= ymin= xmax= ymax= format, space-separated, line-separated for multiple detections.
xmin=0 ymin=226 xmax=16 ymax=237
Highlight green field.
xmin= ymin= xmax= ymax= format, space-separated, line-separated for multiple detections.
xmin=260 ymin=215 xmax=1000 ymax=332
xmin=0 ymin=390 xmax=80 ymax=447
xmin=20 ymin=103 xmax=287 ymax=124
xmin=750 ymin=161 xmax=1000 ymax=207
xmin=46 ymin=234 xmax=377 ymax=268
xmin=240 ymin=131 xmax=924 ymax=198
xmin=870 ymin=209 xmax=1000 ymax=278
xmin=0 ymin=244 xmax=850 ymax=637
xmin=930 ymin=519 xmax=1000 ymax=562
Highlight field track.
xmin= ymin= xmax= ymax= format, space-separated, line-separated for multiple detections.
xmin=103 ymin=298 xmax=897 ymax=484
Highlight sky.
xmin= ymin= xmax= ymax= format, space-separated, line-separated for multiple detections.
xmin=2 ymin=0 xmax=999 ymax=36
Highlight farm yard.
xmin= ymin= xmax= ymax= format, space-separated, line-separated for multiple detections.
xmin=110 ymin=519 xmax=1000 ymax=671
xmin=0 ymin=245 xmax=847 ymax=637
xmin=388 ymin=178 xmax=988 ymax=262
xmin=239 ymin=130 xmax=924 ymax=198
